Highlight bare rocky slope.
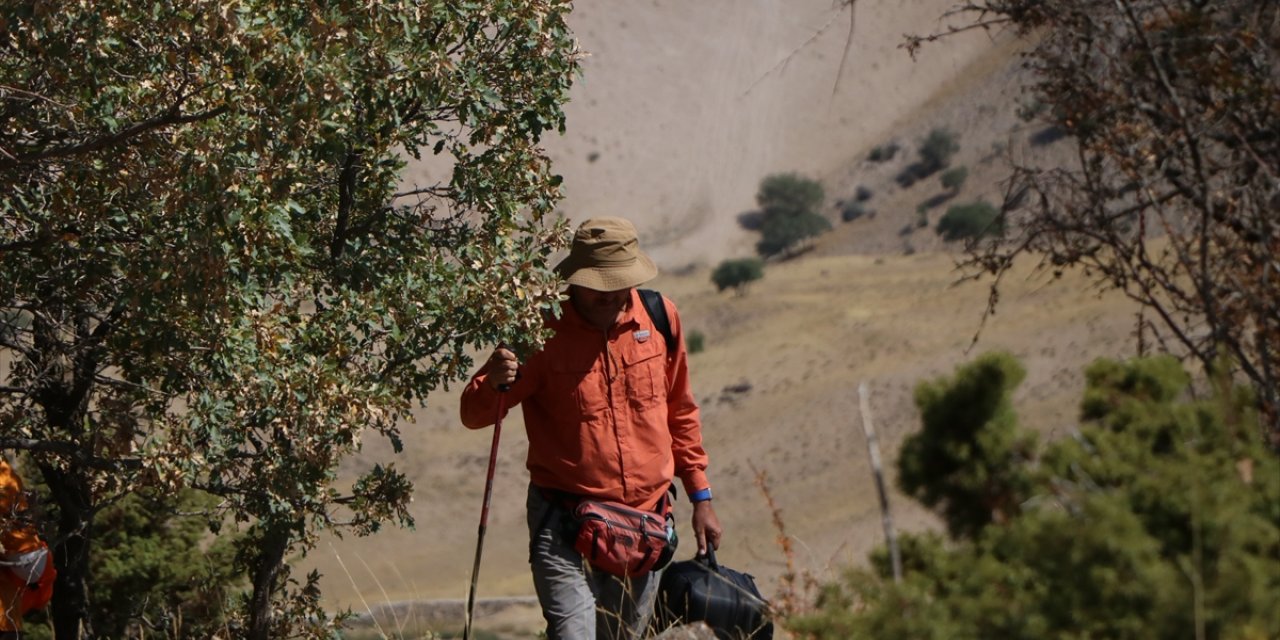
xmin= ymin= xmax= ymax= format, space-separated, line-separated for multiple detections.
xmin=313 ymin=2 xmax=1141 ymax=637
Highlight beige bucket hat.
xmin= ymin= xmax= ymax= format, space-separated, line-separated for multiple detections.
xmin=555 ymin=217 xmax=658 ymax=291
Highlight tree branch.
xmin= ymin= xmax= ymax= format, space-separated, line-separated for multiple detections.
xmin=0 ymin=103 xmax=229 ymax=170
xmin=0 ymin=439 xmax=142 ymax=471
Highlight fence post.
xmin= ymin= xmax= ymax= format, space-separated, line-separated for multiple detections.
xmin=859 ymin=381 xmax=902 ymax=582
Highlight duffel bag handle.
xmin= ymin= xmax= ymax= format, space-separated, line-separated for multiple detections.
xmin=696 ymin=546 xmax=721 ymax=572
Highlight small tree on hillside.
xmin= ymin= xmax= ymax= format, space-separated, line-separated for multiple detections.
xmin=753 ymin=173 xmax=831 ymax=257
xmin=757 ymin=211 xmax=832 ymax=258
xmin=757 ymin=173 xmax=824 ymax=218
xmin=712 ymin=258 xmax=764 ymax=295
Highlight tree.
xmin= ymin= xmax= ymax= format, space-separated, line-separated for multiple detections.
xmin=756 ymin=173 xmax=825 ymax=219
xmin=0 ymin=2 xmax=578 ymax=638
xmin=711 ymin=258 xmax=764 ymax=295
xmin=937 ymin=201 xmax=1001 ymax=242
xmin=793 ymin=355 xmax=1280 ymax=639
xmin=917 ymin=0 xmax=1280 ymax=438
xmin=757 ymin=211 xmax=832 ymax=258
xmin=52 ymin=490 xmax=238 ymax=640
xmin=897 ymin=352 xmax=1036 ymax=539
xmin=753 ymin=173 xmax=831 ymax=257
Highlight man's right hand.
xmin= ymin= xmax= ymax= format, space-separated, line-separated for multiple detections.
xmin=486 ymin=347 xmax=520 ymax=391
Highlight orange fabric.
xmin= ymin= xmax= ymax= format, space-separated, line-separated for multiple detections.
xmin=461 ymin=289 xmax=709 ymax=511
xmin=0 ymin=460 xmax=42 ymax=632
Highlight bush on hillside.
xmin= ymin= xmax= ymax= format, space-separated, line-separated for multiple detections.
xmin=712 ymin=257 xmax=765 ymax=294
xmin=789 ymin=354 xmax=1280 ymax=639
xmin=940 ymin=166 xmax=969 ymax=192
xmin=841 ymin=201 xmax=868 ymax=222
xmin=918 ymin=127 xmax=960 ymax=176
xmin=937 ymin=201 xmax=1001 ymax=241
xmin=867 ymin=142 xmax=900 ymax=162
xmin=686 ymin=330 xmax=705 ymax=354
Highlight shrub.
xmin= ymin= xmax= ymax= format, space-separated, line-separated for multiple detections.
xmin=940 ymin=166 xmax=969 ymax=191
xmin=712 ymin=257 xmax=765 ymax=294
xmin=686 ymin=330 xmax=705 ymax=354
xmin=867 ymin=142 xmax=900 ymax=162
xmin=918 ymin=127 xmax=960 ymax=175
xmin=855 ymin=185 xmax=874 ymax=202
xmin=895 ymin=165 xmax=920 ymax=188
xmin=841 ymin=201 xmax=868 ymax=222
xmin=937 ymin=201 xmax=1001 ymax=241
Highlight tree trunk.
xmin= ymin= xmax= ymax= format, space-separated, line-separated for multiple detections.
xmin=246 ymin=526 xmax=291 ymax=640
xmin=40 ymin=464 xmax=95 ymax=640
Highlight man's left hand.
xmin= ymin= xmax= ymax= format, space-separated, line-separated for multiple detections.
xmin=691 ymin=500 xmax=722 ymax=555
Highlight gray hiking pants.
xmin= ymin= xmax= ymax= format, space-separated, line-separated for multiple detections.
xmin=526 ymin=485 xmax=663 ymax=640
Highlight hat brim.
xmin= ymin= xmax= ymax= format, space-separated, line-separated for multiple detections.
xmin=556 ymin=251 xmax=658 ymax=292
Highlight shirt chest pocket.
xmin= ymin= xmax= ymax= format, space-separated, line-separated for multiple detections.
xmin=548 ymin=351 xmax=608 ymax=419
xmin=622 ymin=341 xmax=667 ymax=410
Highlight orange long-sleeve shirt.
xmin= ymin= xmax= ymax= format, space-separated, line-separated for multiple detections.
xmin=461 ymin=289 xmax=709 ymax=511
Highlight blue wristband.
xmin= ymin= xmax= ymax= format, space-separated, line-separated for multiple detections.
xmin=690 ymin=488 xmax=713 ymax=502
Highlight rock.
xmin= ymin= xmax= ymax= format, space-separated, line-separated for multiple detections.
xmin=652 ymin=621 xmax=718 ymax=639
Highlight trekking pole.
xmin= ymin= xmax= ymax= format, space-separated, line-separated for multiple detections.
xmin=463 ymin=385 xmax=508 ymax=640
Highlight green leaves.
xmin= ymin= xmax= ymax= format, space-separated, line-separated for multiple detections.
xmin=799 ymin=355 xmax=1280 ymax=639
xmin=3 ymin=0 xmax=577 ymax=635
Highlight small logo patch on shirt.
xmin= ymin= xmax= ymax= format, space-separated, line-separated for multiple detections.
xmin=634 ymin=329 xmax=651 ymax=343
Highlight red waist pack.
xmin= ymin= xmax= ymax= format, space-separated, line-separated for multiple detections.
xmin=572 ymin=498 xmax=676 ymax=578
xmin=5 ymin=541 xmax=56 ymax=614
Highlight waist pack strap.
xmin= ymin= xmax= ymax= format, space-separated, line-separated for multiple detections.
xmin=536 ymin=485 xmax=674 ymax=518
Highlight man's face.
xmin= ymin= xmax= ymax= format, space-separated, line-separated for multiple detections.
xmin=569 ymin=285 xmax=632 ymax=330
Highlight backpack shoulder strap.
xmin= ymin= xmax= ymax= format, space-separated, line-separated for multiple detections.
xmin=638 ymin=289 xmax=677 ymax=356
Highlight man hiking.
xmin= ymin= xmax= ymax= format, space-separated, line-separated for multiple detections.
xmin=461 ymin=216 xmax=722 ymax=639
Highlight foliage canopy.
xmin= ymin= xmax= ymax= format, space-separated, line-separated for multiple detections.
xmin=937 ymin=201 xmax=1001 ymax=242
xmin=753 ymin=173 xmax=830 ymax=257
xmin=711 ymin=258 xmax=765 ymax=295
xmin=0 ymin=1 xmax=578 ymax=637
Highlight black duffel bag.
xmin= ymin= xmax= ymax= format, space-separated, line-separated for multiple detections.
xmin=655 ymin=547 xmax=773 ymax=639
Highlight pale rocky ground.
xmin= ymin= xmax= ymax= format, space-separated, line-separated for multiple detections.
xmin=315 ymin=2 xmax=1143 ymax=637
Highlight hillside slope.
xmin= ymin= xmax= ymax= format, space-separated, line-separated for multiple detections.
xmin=306 ymin=2 xmax=1141 ymax=635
